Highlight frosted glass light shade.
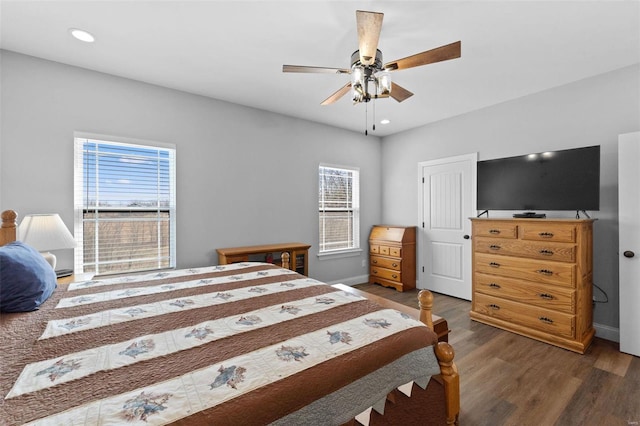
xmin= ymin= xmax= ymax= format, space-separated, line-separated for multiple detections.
xmin=351 ymin=66 xmax=365 ymax=103
xmin=376 ymin=72 xmax=391 ymax=96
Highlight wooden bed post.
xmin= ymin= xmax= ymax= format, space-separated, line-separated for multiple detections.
xmin=281 ymin=251 xmax=290 ymax=270
xmin=418 ymin=289 xmax=434 ymax=330
xmin=419 ymin=289 xmax=460 ymax=425
xmin=435 ymin=342 xmax=460 ymax=425
xmin=1 ymin=210 xmax=18 ymax=246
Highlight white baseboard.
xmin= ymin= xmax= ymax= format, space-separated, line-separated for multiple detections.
xmin=594 ymin=322 xmax=620 ymax=342
xmin=325 ymin=275 xmax=368 ymax=287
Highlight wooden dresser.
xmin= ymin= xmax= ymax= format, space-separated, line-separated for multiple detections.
xmin=469 ymin=218 xmax=595 ymax=353
xmin=369 ymin=225 xmax=416 ymax=292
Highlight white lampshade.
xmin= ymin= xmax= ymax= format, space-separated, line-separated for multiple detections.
xmin=19 ymin=214 xmax=76 ymax=269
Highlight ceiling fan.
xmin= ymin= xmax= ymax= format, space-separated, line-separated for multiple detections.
xmin=283 ymin=10 xmax=461 ymax=106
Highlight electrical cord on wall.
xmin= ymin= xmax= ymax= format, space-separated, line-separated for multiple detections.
xmin=592 ymin=282 xmax=609 ymax=303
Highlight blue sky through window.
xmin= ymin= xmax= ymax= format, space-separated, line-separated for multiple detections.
xmin=82 ymin=140 xmax=172 ymax=209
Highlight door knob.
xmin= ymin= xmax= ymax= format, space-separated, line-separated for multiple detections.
xmin=624 ymin=250 xmax=635 ymax=258
xmin=463 ymin=235 xmax=470 ymax=240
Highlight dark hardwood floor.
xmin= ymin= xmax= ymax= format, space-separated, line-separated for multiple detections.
xmin=353 ymin=283 xmax=640 ymax=426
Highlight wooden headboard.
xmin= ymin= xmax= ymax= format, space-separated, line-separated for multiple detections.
xmin=1 ymin=210 xmax=18 ymax=246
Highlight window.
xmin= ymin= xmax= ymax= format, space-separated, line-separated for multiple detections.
xmin=74 ymin=136 xmax=176 ymax=275
xmin=318 ymin=165 xmax=360 ymax=253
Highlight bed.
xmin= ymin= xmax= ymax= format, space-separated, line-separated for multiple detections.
xmin=0 ymin=209 xmax=460 ymax=425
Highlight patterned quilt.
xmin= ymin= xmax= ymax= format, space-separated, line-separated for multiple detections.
xmin=0 ymin=263 xmax=440 ymax=425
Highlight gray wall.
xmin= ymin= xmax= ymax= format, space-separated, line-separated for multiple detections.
xmin=2 ymin=49 xmax=639 ymax=335
xmin=0 ymin=50 xmax=382 ymax=284
xmin=380 ymin=64 xmax=640 ymax=332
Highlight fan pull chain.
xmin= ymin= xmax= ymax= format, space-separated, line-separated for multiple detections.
xmin=372 ymin=99 xmax=376 ymax=132
xmin=365 ymin=102 xmax=368 ymax=136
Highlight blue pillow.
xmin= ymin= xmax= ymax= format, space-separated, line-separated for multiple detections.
xmin=0 ymin=241 xmax=57 ymax=312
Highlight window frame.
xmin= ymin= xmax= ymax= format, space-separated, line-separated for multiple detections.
xmin=73 ymin=133 xmax=176 ymax=275
xmin=317 ymin=163 xmax=361 ymax=258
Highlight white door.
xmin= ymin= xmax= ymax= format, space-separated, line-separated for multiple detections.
xmin=419 ymin=153 xmax=476 ymax=300
xmin=619 ymin=132 xmax=640 ymax=357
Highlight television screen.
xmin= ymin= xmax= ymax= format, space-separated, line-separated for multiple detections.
xmin=477 ymin=145 xmax=600 ymax=212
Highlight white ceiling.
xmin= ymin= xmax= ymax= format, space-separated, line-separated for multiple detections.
xmin=1 ymin=1 xmax=639 ymax=137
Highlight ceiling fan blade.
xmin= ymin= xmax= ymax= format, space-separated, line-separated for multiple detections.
xmin=283 ymin=65 xmax=350 ymax=74
xmin=356 ymin=10 xmax=383 ymax=66
xmin=390 ymin=82 xmax=414 ymax=102
xmin=321 ymin=82 xmax=352 ymax=106
xmin=384 ymin=41 xmax=461 ymax=71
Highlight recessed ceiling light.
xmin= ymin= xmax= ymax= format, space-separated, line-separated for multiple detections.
xmin=380 ymin=119 xmax=390 ymax=125
xmin=69 ymin=28 xmax=95 ymax=43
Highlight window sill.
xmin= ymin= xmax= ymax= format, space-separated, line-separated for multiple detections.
xmin=317 ymin=248 xmax=363 ymax=260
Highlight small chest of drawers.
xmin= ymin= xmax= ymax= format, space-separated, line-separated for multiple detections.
xmin=470 ymin=218 xmax=595 ymax=353
xmin=369 ymin=225 xmax=416 ymax=292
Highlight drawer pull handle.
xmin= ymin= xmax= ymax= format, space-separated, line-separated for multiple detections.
xmin=539 ymin=249 xmax=554 ymax=256
xmin=392 ymin=263 xmax=398 ymax=267
xmin=489 ymin=262 xmax=501 ymax=268
xmin=488 ymin=304 xmax=500 ymax=310
xmin=372 ymin=270 xmax=378 ymax=274
xmin=372 ymin=260 xmax=377 ymax=264
xmin=489 ymin=229 xmax=501 ymax=234
xmin=489 ymin=283 xmax=501 ymax=289
xmin=539 ymin=317 xmax=554 ymax=324
xmin=539 ymin=293 xmax=554 ymax=300
xmin=392 ymin=274 xmax=398 ymax=279
xmin=489 ymin=245 xmax=501 ymax=250
xmin=538 ymin=232 xmax=554 ymax=238
xmin=537 ymin=269 xmax=553 ymax=276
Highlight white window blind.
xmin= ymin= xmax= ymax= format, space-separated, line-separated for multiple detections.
xmin=74 ymin=137 xmax=176 ymax=275
xmin=318 ymin=165 xmax=360 ymax=253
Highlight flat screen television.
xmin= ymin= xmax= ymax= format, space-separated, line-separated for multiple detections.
xmin=477 ymin=145 xmax=600 ymax=213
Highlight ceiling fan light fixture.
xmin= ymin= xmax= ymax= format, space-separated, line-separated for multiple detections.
xmin=352 ymin=82 xmax=366 ymax=103
xmin=376 ymin=71 xmax=391 ymax=96
xmin=349 ymin=49 xmax=389 ymax=104
xmin=351 ymin=66 xmax=366 ymax=103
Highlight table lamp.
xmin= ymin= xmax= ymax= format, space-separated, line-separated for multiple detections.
xmin=18 ymin=214 xmax=76 ymax=272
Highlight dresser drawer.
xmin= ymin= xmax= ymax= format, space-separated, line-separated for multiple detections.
xmin=475 ymin=272 xmax=576 ymax=314
xmin=475 ymin=293 xmax=575 ymax=338
xmin=474 ymin=237 xmax=576 ymax=263
xmin=520 ymin=223 xmax=576 ymax=243
xmin=473 ymin=222 xmax=518 ymax=239
xmin=370 ymin=256 xmax=401 ymax=271
xmin=370 ymin=266 xmax=402 ymax=283
xmin=372 ymin=245 xmax=402 ymax=257
xmin=475 ymin=253 xmax=575 ymax=287
xmin=388 ymin=247 xmax=401 ymax=257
